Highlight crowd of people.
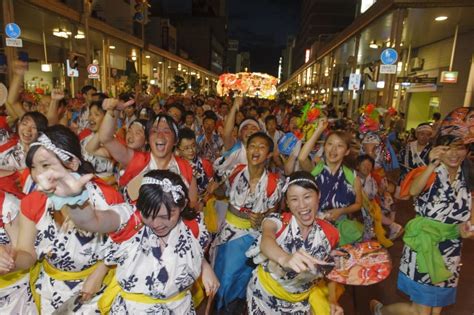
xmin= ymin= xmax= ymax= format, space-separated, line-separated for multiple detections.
xmin=0 ymin=60 xmax=472 ymax=315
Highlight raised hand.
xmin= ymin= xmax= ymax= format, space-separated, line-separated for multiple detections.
xmin=428 ymin=145 xmax=448 ymax=167
xmin=36 ymin=167 xmax=93 ymax=197
xmin=51 ymin=89 xmax=65 ymax=101
xmin=102 ymin=98 xmax=135 ymax=111
xmin=13 ymin=60 xmax=28 ymax=76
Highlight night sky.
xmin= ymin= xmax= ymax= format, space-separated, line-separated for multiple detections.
xmin=227 ymin=0 xmax=301 ymax=76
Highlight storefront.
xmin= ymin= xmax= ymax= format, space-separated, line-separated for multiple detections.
xmin=279 ymin=0 xmax=474 ymax=129
xmin=1 ymin=0 xmax=218 ymax=96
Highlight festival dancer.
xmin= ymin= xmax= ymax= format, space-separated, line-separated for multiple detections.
xmin=211 ymin=132 xmax=282 ymax=314
xmin=99 ymin=98 xmax=198 ymax=207
xmin=398 ymin=123 xmax=433 ymax=182
xmin=0 ymin=125 xmax=130 ymax=314
xmin=246 ymin=171 xmax=343 ymax=315
xmin=371 ymin=133 xmax=473 ymax=315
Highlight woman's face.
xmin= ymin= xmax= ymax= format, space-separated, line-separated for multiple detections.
xmin=30 ymin=146 xmax=68 ymax=193
xmin=148 ymin=118 xmax=176 ymax=159
xmin=286 ymin=185 xmax=319 ymax=227
xmin=142 ymin=204 xmax=181 ymax=237
xmin=324 ymin=134 xmax=350 ymax=164
xmin=440 ymin=143 xmax=468 ymax=170
xmin=126 ymin=123 xmax=146 ymax=150
xmin=18 ymin=116 xmax=39 ymax=145
xmin=88 ymin=106 xmax=105 ymax=132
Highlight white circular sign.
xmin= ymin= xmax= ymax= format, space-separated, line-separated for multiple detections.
xmin=87 ymin=64 xmax=99 ymax=75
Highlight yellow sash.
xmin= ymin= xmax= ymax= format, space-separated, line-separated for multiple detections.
xmin=0 ymin=269 xmax=29 ymax=288
xmin=203 ymin=196 xmax=219 ymax=233
xmin=43 ymin=260 xmax=99 ymax=281
xmin=226 ymin=210 xmax=252 ymax=229
xmin=257 ymin=265 xmax=330 ymax=315
xmin=98 ymin=276 xmax=188 ymax=315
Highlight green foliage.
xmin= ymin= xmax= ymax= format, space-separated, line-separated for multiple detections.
xmin=172 ymin=75 xmax=187 ymax=93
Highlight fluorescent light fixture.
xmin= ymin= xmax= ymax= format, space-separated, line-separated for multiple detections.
xmin=41 ymin=63 xmax=52 ymax=72
xmin=338 ymin=87 xmax=344 ymax=92
xmin=435 ymin=16 xmax=448 ymax=21
xmin=145 ymin=55 xmax=151 ymax=59
xmin=376 ymin=81 xmax=385 ymax=88
xmin=369 ymin=41 xmax=379 ymax=49
xmin=74 ymin=31 xmax=85 ymax=39
xmin=109 ymin=45 xmax=116 ymax=49
xmin=53 ymin=29 xmax=70 ymax=38
xmin=150 ymin=79 xmax=156 ymax=84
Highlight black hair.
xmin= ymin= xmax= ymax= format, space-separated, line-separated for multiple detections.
xmin=203 ymin=110 xmax=218 ymax=122
xmin=21 ymin=111 xmax=48 ymax=133
xmin=26 ymin=125 xmax=94 ymax=175
xmin=81 ymin=85 xmax=97 ymax=95
xmin=285 ymin=171 xmax=320 ymax=195
xmin=435 ymin=134 xmax=465 ymax=147
xmin=184 ymin=110 xmax=195 ymax=118
xmin=92 ymin=92 xmax=108 ymax=103
xmin=257 ymin=106 xmax=270 ymax=116
xmin=247 ymin=131 xmax=274 ymax=153
xmin=137 ymin=170 xmax=196 ymax=220
xmin=432 ymin=112 xmax=441 ymax=120
xmin=264 ymin=114 xmax=277 ymax=125
xmin=357 ymin=154 xmax=375 ymax=168
xmin=167 ymin=102 xmax=185 ymax=123
xmin=146 ymin=113 xmax=179 ymax=144
xmin=178 ymin=127 xmax=196 ymax=146
xmin=89 ymin=100 xmax=106 ymax=114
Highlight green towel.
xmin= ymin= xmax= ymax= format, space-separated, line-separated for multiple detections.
xmin=336 ymin=217 xmax=364 ymax=246
xmin=403 ymin=216 xmax=460 ymax=284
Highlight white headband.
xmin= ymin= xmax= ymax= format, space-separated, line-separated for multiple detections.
xmin=154 ymin=116 xmax=179 ymax=138
xmin=238 ymin=119 xmax=260 ymax=134
xmin=30 ymin=134 xmax=81 ymax=164
xmin=282 ymin=177 xmax=319 ymax=193
xmin=416 ymin=125 xmax=433 ymax=133
xmin=362 ymin=133 xmax=381 ymax=144
xmin=141 ymin=177 xmax=185 ymax=203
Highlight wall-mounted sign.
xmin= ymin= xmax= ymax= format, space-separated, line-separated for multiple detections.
xmin=397 ymin=77 xmax=437 ymax=84
xmin=380 ymin=48 xmax=398 ymax=65
xmin=87 ymin=64 xmax=99 ymax=79
xmin=380 ymin=64 xmax=397 ymax=74
xmin=5 ymin=23 xmax=21 ymax=39
xmin=66 ymin=60 xmax=79 ymax=77
xmin=348 ymin=73 xmax=361 ymax=91
xmin=439 ymin=71 xmax=458 ymax=84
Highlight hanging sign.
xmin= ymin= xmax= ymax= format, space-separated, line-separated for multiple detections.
xmin=5 ymin=23 xmax=23 ymax=47
xmin=348 ymin=73 xmax=361 ymax=91
xmin=380 ymin=48 xmax=398 ymax=65
xmin=87 ymin=64 xmax=100 ymax=79
xmin=380 ymin=64 xmax=397 ymax=74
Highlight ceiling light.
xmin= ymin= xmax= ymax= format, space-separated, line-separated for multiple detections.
xmin=53 ymin=28 xmax=70 ymax=38
xmin=435 ymin=16 xmax=448 ymax=21
xmin=74 ymin=30 xmax=85 ymax=39
xmin=150 ymin=79 xmax=156 ymax=84
xmin=145 ymin=55 xmax=151 ymax=59
xmin=369 ymin=41 xmax=379 ymax=49
xmin=109 ymin=45 xmax=116 ymax=49
xmin=153 ymin=67 xmax=157 ymax=71
xmin=158 ymin=61 xmax=162 ymax=64
xmin=131 ymin=56 xmax=137 ymax=61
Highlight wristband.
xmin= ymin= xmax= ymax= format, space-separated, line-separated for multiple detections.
xmin=49 ymin=189 xmax=89 ymax=210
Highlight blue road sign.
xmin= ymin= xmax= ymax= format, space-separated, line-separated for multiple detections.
xmin=5 ymin=23 xmax=21 ymax=39
xmin=380 ymin=48 xmax=398 ymax=65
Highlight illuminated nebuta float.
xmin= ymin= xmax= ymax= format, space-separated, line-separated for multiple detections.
xmin=217 ymin=72 xmax=278 ymax=99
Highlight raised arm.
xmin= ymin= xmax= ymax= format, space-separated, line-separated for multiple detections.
xmin=68 ymin=202 xmax=122 ymax=233
xmin=85 ymin=132 xmax=111 ymax=158
xmin=298 ymin=119 xmax=328 ymax=172
xmin=223 ymin=97 xmax=242 ymax=150
xmin=99 ymin=98 xmax=135 ymax=167
xmin=409 ymin=146 xmax=447 ymax=196
xmin=46 ymin=89 xmax=65 ymax=126
xmin=5 ymin=61 xmax=27 ymax=120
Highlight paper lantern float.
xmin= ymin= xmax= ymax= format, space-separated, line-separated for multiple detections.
xmin=217 ymin=72 xmax=278 ymax=99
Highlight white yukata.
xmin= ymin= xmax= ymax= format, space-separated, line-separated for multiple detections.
xmin=212 ymin=164 xmax=282 ymax=310
xmin=246 ymin=213 xmax=338 ymax=314
xmin=0 ymin=191 xmax=38 ymax=314
xmin=21 ymin=179 xmax=130 ymax=314
xmin=80 ymin=131 xmax=115 ymax=182
xmin=104 ymin=215 xmax=209 ymax=314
